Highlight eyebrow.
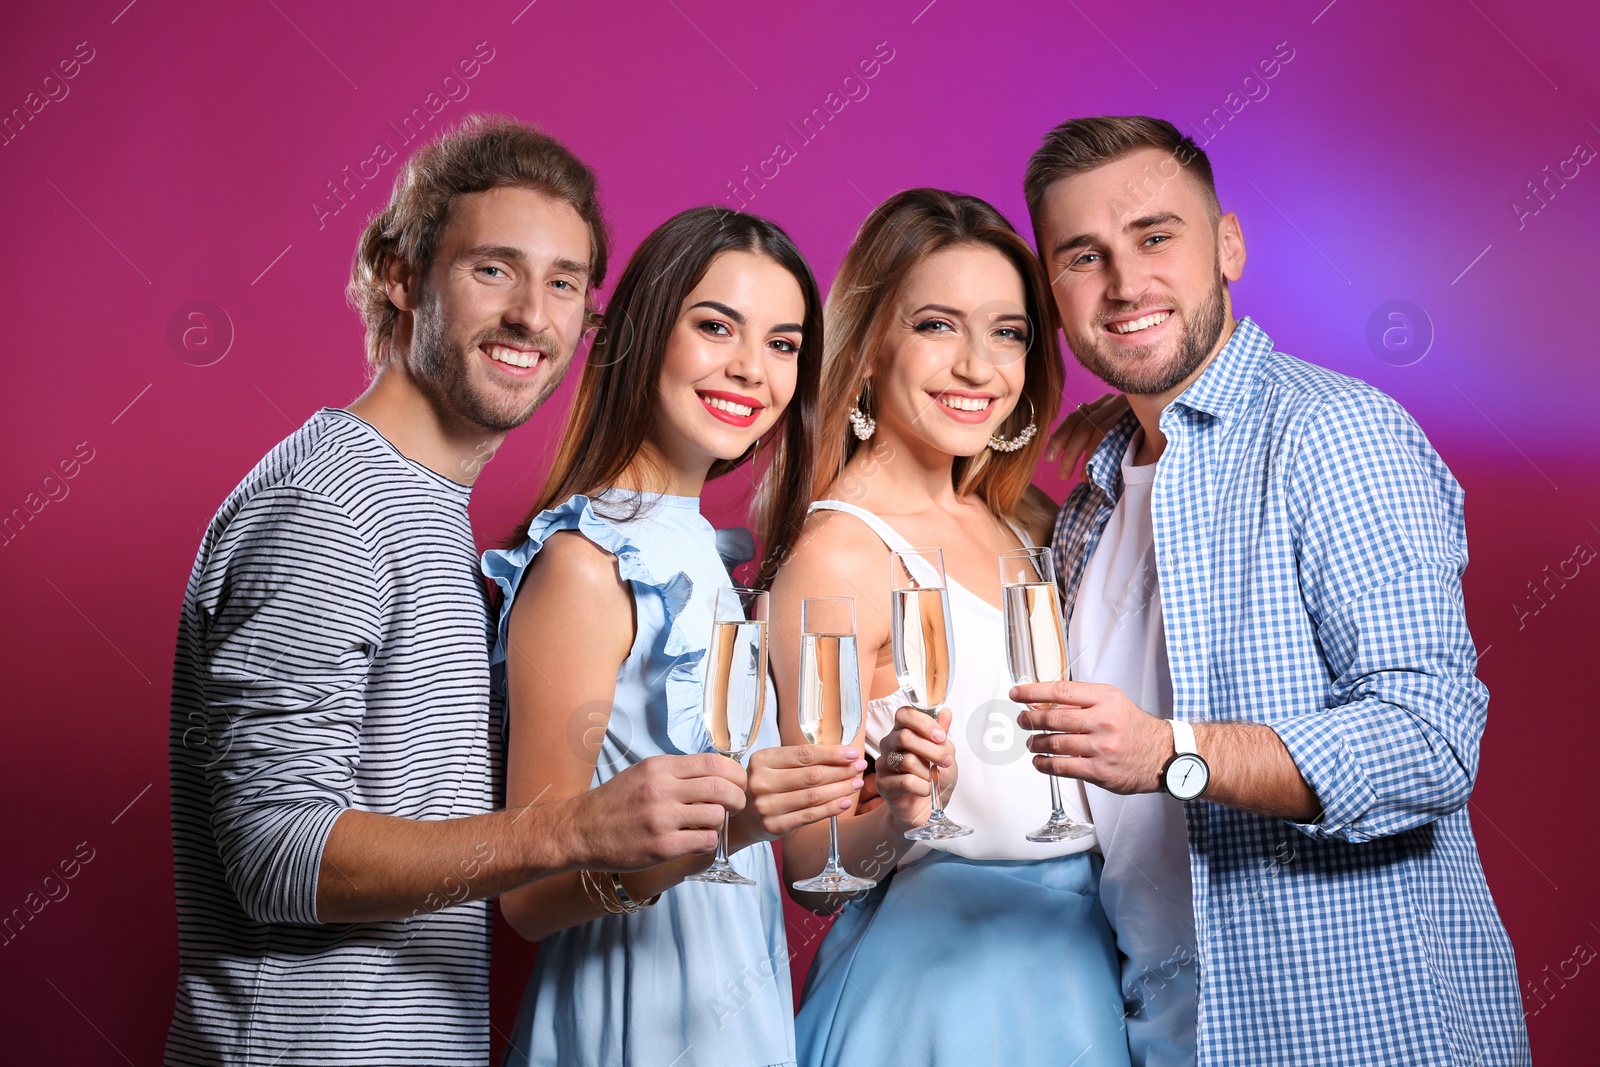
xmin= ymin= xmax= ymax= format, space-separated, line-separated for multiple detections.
xmin=911 ymin=303 xmax=1029 ymax=324
xmin=1050 ymin=211 xmax=1187 ymax=258
xmin=1126 ymin=211 xmax=1185 ymax=231
xmin=552 ymin=257 xmax=591 ymax=278
xmin=463 ymin=244 xmax=524 ymax=263
xmin=690 ymin=300 xmax=745 ymax=325
xmin=460 ymin=244 xmax=591 ymax=279
xmin=690 ymin=300 xmax=804 ymax=334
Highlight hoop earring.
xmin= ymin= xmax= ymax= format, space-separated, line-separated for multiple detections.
xmin=987 ymin=394 xmax=1038 ymax=453
xmin=848 ymin=380 xmax=876 ymax=441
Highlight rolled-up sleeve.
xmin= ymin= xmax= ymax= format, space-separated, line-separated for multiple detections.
xmin=197 ymin=487 xmax=382 ymax=923
xmin=1272 ymin=390 xmax=1487 ymax=842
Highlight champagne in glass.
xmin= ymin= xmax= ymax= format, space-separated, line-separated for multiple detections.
xmin=687 ymin=586 xmax=768 ymax=885
xmin=890 ymin=549 xmax=972 ymax=841
xmin=1001 ymin=548 xmax=1094 ymax=842
xmin=792 ymin=597 xmax=876 ymax=895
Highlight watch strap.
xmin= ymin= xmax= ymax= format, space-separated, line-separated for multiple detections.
xmin=1170 ymin=717 xmax=1197 ymax=757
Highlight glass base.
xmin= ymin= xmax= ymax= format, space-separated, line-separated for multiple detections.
xmin=1025 ymin=815 xmax=1095 ymax=843
xmin=792 ymin=865 xmax=876 ymax=894
xmin=904 ymin=815 xmax=974 ymax=841
xmin=685 ymin=861 xmax=757 ymax=886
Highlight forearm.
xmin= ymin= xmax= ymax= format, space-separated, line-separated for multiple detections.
xmin=1194 ymin=721 xmax=1321 ymax=822
xmin=785 ymin=803 xmax=908 ymax=914
xmin=316 ymin=801 xmax=587 ymax=923
xmin=501 ymin=851 xmax=717 ymax=942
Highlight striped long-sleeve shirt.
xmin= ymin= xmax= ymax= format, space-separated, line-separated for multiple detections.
xmin=165 ymin=409 xmax=500 ymax=1065
xmin=1053 ymin=317 xmax=1528 ymax=1066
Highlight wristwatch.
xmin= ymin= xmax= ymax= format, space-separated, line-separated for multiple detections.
xmin=1161 ymin=719 xmax=1210 ymax=801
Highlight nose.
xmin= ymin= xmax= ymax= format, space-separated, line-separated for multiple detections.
xmin=724 ymin=335 xmax=766 ymax=387
xmin=1104 ymin=255 xmax=1153 ymax=306
xmin=506 ymin=277 xmax=553 ymax=337
xmin=952 ymin=329 xmax=999 ymax=384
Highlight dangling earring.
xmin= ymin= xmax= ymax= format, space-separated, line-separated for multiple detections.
xmin=848 ymin=380 xmax=876 ymax=441
xmin=988 ymin=394 xmax=1038 ymax=452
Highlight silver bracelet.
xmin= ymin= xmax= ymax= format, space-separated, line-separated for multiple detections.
xmin=609 ymin=872 xmax=660 ymax=912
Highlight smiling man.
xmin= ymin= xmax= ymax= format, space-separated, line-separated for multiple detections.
xmin=1014 ymin=116 xmax=1528 ymax=1066
xmin=164 ymin=115 xmax=748 ymax=1065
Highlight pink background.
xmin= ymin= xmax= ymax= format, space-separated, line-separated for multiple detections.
xmin=3 ymin=0 xmax=1597 ymax=1061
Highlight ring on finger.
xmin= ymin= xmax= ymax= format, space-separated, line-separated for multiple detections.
xmin=884 ymin=749 xmax=905 ymax=773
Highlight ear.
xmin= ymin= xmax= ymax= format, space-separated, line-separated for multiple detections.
xmin=383 ymin=253 xmax=422 ymax=314
xmin=1217 ymin=212 xmax=1247 ymax=283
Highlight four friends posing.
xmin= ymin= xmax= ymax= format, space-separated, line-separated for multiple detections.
xmin=165 ymin=113 xmax=1529 ymax=1066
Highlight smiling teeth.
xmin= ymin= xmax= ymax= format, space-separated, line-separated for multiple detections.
xmin=1110 ymin=311 xmax=1172 ymax=334
xmin=938 ymin=395 xmax=992 ymax=412
xmin=487 ymin=344 xmax=541 ymax=368
xmin=703 ymin=395 xmax=754 ymax=417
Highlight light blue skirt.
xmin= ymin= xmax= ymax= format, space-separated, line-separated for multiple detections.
xmin=795 ymin=850 xmax=1131 ymax=1066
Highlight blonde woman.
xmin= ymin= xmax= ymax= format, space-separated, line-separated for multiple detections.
xmin=770 ymin=189 xmax=1130 ymax=1065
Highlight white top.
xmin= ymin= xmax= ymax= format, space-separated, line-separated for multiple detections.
xmin=808 ymin=499 xmax=1096 ymax=864
xmin=1067 ymin=434 xmax=1198 ymax=1067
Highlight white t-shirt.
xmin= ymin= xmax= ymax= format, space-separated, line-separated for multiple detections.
xmin=1068 ymin=432 xmax=1198 ymax=1067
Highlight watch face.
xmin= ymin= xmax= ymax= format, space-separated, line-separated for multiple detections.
xmin=1165 ymin=753 xmax=1209 ymax=800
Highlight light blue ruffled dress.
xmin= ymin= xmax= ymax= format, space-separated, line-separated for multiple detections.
xmin=482 ymin=490 xmax=796 ymax=1067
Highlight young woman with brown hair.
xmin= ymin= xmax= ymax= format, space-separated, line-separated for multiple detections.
xmin=483 ymin=206 xmax=859 ymax=1067
xmin=770 ymin=189 xmax=1131 ymax=1065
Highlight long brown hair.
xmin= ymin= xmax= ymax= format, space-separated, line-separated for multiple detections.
xmin=515 ymin=206 xmax=822 ymax=585
xmin=814 ymin=188 xmax=1063 ymax=532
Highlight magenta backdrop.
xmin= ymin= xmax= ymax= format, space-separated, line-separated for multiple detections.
xmin=3 ymin=0 xmax=1598 ymax=1062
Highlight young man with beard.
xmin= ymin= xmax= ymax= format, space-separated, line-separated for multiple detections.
xmin=1012 ymin=116 xmax=1528 ymax=1066
xmin=164 ymin=116 xmax=747 ymax=1065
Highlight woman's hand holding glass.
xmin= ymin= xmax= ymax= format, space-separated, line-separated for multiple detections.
xmin=729 ymin=745 xmax=866 ymax=852
xmin=874 ymin=705 xmax=959 ymax=834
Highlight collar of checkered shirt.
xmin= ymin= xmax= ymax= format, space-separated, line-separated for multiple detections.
xmin=1080 ymin=314 xmax=1275 ymax=500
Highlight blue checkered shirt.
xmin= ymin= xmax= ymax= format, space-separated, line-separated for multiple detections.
xmin=1053 ymin=318 xmax=1528 ymax=1066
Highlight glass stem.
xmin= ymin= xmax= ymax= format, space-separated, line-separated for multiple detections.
xmin=825 ymin=815 xmax=842 ymax=872
xmin=1048 ymin=774 xmax=1066 ymax=820
xmin=715 ymin=811 xmax=732 ymax=867
xmin=929 ymin=764 xmax=947 ymax=822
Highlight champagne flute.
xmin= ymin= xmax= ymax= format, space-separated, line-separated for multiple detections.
xmin=686 ymin=586 xmax=768 ymax=885
xmin=1001 ymin=548 xmax=1094 ymax=842
xmin=791 ymin=597 xmax=876 ymax=894
xmin=890 ymin=548 xmax=972 ymax=841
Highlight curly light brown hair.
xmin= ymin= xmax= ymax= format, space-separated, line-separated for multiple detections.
xmin=346 ymin=113 xmax=610 ymax=367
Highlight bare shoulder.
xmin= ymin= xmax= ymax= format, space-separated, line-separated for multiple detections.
xmin=783 ymin=507 xmax=888 ymax=576
xmin=771 ymin=509 xmax=890 ymax=619
xmin=509 ymin=530 xmax=631 ymax=630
